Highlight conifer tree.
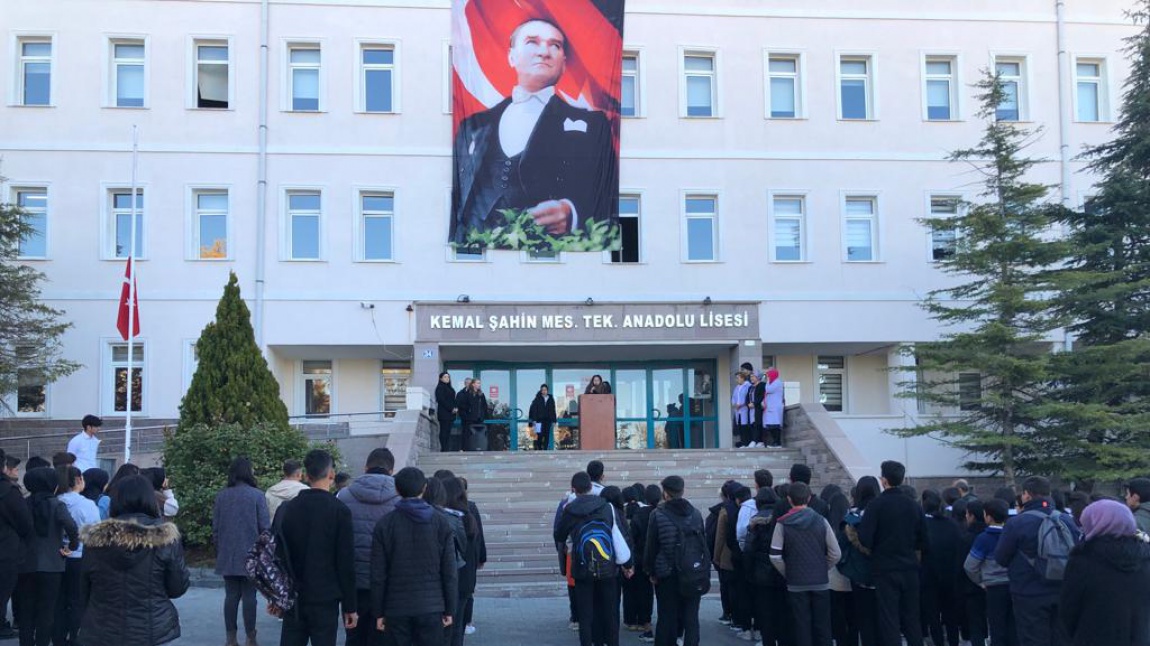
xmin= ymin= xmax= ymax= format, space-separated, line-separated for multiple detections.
xmin=898 ymin=70 xmax=1066 ymax=484
xmin=1043 ymin=4 xmax=1150 ymax=481
xmin=177 ymin=272 xmax=289 ymax=430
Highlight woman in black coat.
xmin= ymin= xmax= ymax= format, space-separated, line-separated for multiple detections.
xmin=1060 ymin=499 xmax=1150 ymax=646
xmin=435 ymin=372 xmax=459 ymax=452
xmin=528 ymin=385 xmax=558 ymax=451
xmin=80 ymin=475 xmax=190 ymax=646
xmin=585 ymin=375 xmax=612 ymax=395
xmin=17 ymin=467 xmax=79 ymax=646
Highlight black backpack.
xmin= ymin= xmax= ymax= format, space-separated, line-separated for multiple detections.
xmin=662 ymin=508 xmax=711 ymax=597
xmin=573 ymin=518 xmax=618 ymax=581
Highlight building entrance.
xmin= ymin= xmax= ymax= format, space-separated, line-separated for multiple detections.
xmin=445 ymin=361 xmax=718 ymax=451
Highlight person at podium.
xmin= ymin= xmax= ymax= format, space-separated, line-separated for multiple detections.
xmin=585 ymin=375 xmax=612 ymax=395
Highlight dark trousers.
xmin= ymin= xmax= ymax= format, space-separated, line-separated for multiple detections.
xmin=752 ymin=585 xmax=787 ymax=646
xmin=279 ymin=601 xmax=340 ymax=646
xmin=462 ymin=596 xmax=474 ymax=626
xmin=16 ymin=571 xmax=61 ymax=646
xmin=718 ymin=569 xmax=732 ymax=618
xmin=437 ymin=417 xmax=455 ymax=452
xmin=574 ymin=578 xmax=619 ymax=646
xmin=654 ymin=581 xmax=700 ymax=646
xmin=448 ymin=593 xmax=471 ymax=646
xmin=965 ymin=590 xmax=988 ymax=646
xmin=985 ymin=585 xmax=1018 ymax=646
xmin=1011 ymin=595 xmax=1065 ymax=646
xmin=920 ymin=583 xmax=960 ymax=646
xmin=52 ymin=559 xmax=83 ymax=646
xmin=0 ymin=566 xmax=16 ymax=631
xmin=765 ymin=424 xmax=782 ymax=446
xmin=224 ymin=575 xmax=257 ymax=635
xmin=731 ymin=575 xmax=753 ymax=630
xmin=622 ymin=574 xmax=638 ymax=626
xmin=387 ymin=613 xmax=444 ymax=646
xmin=345 ymin=589 xmax=383 ymax=646
xmin=853 ymin=585 xmax=879 ymax=646
xmin=789 ymin=589 xmax=833 ymax=646
xmin=567 ymin=585 xmax=577 ymax=623
xmin=630 ymin=571 xmax=654 ymax=625
xmin=873 ymin=570 xmax=922 ymax=646
xmin=533 ymin=422 xmax=553 ymax=451
xmin=831 ymin=589 xmax=859 ymax=646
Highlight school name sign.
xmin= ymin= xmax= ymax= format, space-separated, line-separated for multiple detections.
xmin=417 ymin=302 xmax=759 ymax=343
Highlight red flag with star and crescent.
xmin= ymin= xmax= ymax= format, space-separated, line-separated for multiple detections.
xmin=116 ymin=257 xmax=140 ymax=340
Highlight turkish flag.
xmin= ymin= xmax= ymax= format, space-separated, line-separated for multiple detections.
xmin=116 ymin=257 xmax=140 ymax=340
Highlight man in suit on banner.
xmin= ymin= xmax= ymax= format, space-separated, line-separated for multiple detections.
xmin=451 ymin=18 xmax=618 ymax=247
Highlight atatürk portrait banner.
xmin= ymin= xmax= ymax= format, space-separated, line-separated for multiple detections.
xmin=450 ymin=0 xmax=624 ymax=253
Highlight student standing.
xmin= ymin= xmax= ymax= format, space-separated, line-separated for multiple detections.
xmin=0 ymin=449 xmax=31 ymax=642
xmin=17 ymin=467 xmax=79 ymax=646
xmin=770 ymin=482 xmax=841 ymax=646
xmin=53 ymin=467 xmax=99 ymax=646
xmin=212 ymin=457 xmax=270 ymax=646
xmin=920 ymin=490 xmax=963 ymax=646
xmin=528 ymin=385 xmax=558 ymax=451
xmin=644 ymin=475 xmax=707 ymax=646
xmin=964 ymin=499 xmax=1016 ymax=646
xmin=630 ymin=484 xmax=661 ymax=643
xmin=64 ymin=415 xmax=101 ymax=472
xmin=435 ymin=373 xmax=459 ymax=452
xmin=265 ymin=460 xmax=308 ymax=520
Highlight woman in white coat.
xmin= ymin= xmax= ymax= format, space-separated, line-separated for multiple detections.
xmin=762 ymin=368 xmax=785 ymax=447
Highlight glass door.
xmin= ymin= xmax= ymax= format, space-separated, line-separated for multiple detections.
xmin=613 ymin=369 xmax=648 ymax=449
xmin=651 ymin=368 xmax=686 ymax=449
xmin=478 ymin=369 xmax=513 ymax=451
xmin=515 ymin=369 xmax=546 ymax=451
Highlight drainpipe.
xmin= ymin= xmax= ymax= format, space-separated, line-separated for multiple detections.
xmin=254 ymin=0 xmax=270 ymax=347
xmin=1055 ymin=0 xmax=1075 ymax=353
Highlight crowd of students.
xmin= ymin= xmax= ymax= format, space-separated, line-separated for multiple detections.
xmin=549 ymin=460 xmax=1150 ymax=646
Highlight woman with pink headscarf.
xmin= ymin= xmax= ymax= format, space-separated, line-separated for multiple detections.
xmin=761 ymin=368 xmax=784 ymax=448
xmin=1059 ymin=499 xmax=1150 ymax=646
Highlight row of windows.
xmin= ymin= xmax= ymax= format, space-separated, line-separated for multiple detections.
xmin=11 ymin=185 xmax=977 ymax=265
xmin=10 ymin=34 xmax=1113 ymax=123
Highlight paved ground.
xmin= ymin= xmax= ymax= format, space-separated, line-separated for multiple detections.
xmin=171 ymin=589 xmax=739 ymax=646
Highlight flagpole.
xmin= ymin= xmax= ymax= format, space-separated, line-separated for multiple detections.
xmin=125 ymin=125 xmax=138 ymax=464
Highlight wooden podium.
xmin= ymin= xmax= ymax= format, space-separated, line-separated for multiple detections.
xmin=579 ymin=394 xmax=616 ymax=450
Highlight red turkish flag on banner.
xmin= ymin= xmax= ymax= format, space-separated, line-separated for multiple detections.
xmin=116 ymin=257 xmax=140 ymax=340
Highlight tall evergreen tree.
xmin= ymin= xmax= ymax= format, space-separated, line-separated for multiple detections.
xmin=177 ymin=272 xmax=289 ymax=430
xmin=898 ymin=71 xmax=1066 ymax=484
xmin=1043 ymin=4 xmax=1150 ymax=481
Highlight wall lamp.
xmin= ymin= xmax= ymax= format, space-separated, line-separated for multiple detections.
xmin=585 ymin=297 xmax=594 ymax=306
xmin=457 ymin=295 xmax=470 ymax=303
xmin=703 ymin=296 xmax=713 ymax=305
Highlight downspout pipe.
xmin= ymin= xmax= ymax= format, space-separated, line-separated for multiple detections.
xmin=1055 ymin=0 xmax=1075 ymax=353
xmin=255 ymin=0 xmax=269 ymax=347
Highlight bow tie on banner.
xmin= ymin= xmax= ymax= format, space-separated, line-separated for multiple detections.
xmin=511 ymin=87 xmax=551 ymax=104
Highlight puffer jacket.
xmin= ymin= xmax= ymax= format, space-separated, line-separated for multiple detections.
xmin=644 ymin=497 xmax=705 ymax=579
xmin=336 ymin=472 xmax=399 ymax=589
xmin=80 ymin=513 xmax=190 ymax=646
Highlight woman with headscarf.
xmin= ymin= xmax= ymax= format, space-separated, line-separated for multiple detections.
xmin=16 ymin=466 xmax=79 ymax=646
xmin=762 ymin=367 xmax=785 ymax=448
xmin=435 ymin=372 xmax=459 ymax=452
xmin=1060 ymin=499 xmax=1150 ymax=646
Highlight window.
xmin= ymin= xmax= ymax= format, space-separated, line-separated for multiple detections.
xmin=772 ymin=195 xmax=805 ymax=262
xmin=12 ymin=346 xmax=46 ymax=416
xmin=111 ymin=40 xmax=146 ymax=108
xmin=621 ymin=53 xmax=639 ymax=117
xmin=1075 ymin=59 xmax=1105 ymax=122
xmin=958 ymin=372 xmax=982 ymax=412
xmin=17 ymin=39 xmax=51 ymax=106
xmin=361 ymin=45 xmax=395 ymax=113
xmin=685 ymin=195 xmax=717 ymax=261
xmin=924 ymin=56 xmax=957 ymax=120
xmin=194 ymin=42 xmax=229 ymax=109
xmin=767 ymin=54 xmax=801 ymax=118
xmin=110 ymin=189 xmax=144 ymax=258
xmin=15 ymin=189 xmax=47 ymax=259
xmin=381 ymin=363 xmax=411 ymax=415
xmin=844 ymin=196 xmax=877 ymax=262
xmin=288 ymin=45 xmax=320 ymax=111
xmin=193 ymin=190 xmax=228 ymax=259
xmin=109 ymin=343 xmax=144 ymax=414
xmin=994 ymin=57 xmax=1025 ymax=121
xmin=817 ymin=355 xmax=845 ymax=413
xmin=683 ymin=53 xmax=716 ymax=117
xmin=287 ymin=191 xmax=321 ymax=260
xmin=838 ymin=56 xmax=872 ymax=120
xmin=526 ymin=249 xmax=560 ymax=263
xmin=183 ymin=339 xmax=199 ymax=393
xmin=360 ymin=192 xmax=394 ymax=261
xmin=301 ymin=360 xmax=332 ymax=416
xmin=451 ymin=246 xmax=485 ymax=262
xmin=610 ymin=195 xmax=641 ymax=263
xmin=929 ymin=195 xmax=960 ymax=261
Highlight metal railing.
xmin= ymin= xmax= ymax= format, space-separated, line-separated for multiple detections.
xmin=0 ymin=424 xmax=172 ymax=461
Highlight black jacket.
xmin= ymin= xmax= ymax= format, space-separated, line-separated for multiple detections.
xmin=467 ymin=500 xmax=487 ymax=565
xmin=644 ymin=498 xmax=705 ymax=579
xmin=371 ymin=499 xmax=458 ymax=619
xmin=922 ymin=514 xmax=963 ymax=592
xmin=80 ymin=514 xmax=190 ymax=646
xmin=1060 ymin=535 xmax=1150 ymax=646
xmin=435 ymin=382 xmax=458 ymax=421
xmin=0 ymin=478 xmax=32 ymax=567
xmin=458 ymin=389 xmax=489 ymax=425
xmin=529 ymin=393 xmax=557 ymax=424
xmin=276 ymin=489 xmax=356 ymax=611
xmin=22 ymin=486 xmax=79 ymax=574
xmin=858 ymin=488 xmax=928 ymax=573
xmin=631 ymin=505 xmax=656 ymax=574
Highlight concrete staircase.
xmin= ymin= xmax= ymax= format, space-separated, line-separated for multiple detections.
xmin=418 ymin=448 xmax=808 ymax=598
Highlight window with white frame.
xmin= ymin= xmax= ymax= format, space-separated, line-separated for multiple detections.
xmin=817 ymin=355 xmax=846 ymax=413
xmin=685 ymin=195 xmax=717 ymax=261
xmin=183 ymin=339 xmax=200 ymax=392
xmin=526 ymin=248 xmax=560 ymax=263
xmin=772 ymin=195 xmax=805 ymax=261
xmin=767 ymin=54 xmax=801 ymax=118
xmin=11 ymin=346 xmax=47 ymax=416
xmin=610 ymin=195 xmax=641 ymax=264
xmin=193 ymin=189 xmax=228 ymax=259
xmin=838 ymin=56 xmax=872 ymax=120
xmin=924 ymin=56 xmax=957 ymax=120
xmin=844 ymin=196 xmax=877 ymax=262
xmin=994 ymin=57 xmax=1025 ymax=121
xmin=452 ymin=246 xmax=485 ymax=262
xmin=684 ymin=53 xmax=716 ymax=117
xmin=194 ymin=41 xmax=229 ymax=109
xmin=108 ymin=343 xmax=144 ymax=414
xmin=929 ymin=195 xmax=960 ymax=262
xmin=288 ymin=45 xmax=320 ymax=111
xmin=110 ymin=189 xmax=144 ymax=259
xmin=360 ymin=192 xmax=394 ymax=261
xmin=300 ymin=360 xmax=332 ymax=416
xmin=621 ymin=53 xmax=639 ymax=117
xmin=381 ymin=363 xmax=411 ymax=415
xmin=1075 ymin=59 xmax=1105 ymax=122
xmin=361 ymin=45 xmax=395 ymax=113
xmin=17 ymin=38 xmax=52 ymax=106
xmin=958 ymin=372 xmax=982 ymax=412
xmin=15 ymin=189 xmax=47 ymax=259
xmin=111 ymin=40 xmax=146 ymax=108
xmin=287 ymin=191 xmax=321 ymax=260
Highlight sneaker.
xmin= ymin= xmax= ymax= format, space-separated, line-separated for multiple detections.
xmin=719 ymin=615 xmax=732 ymax=626
xmin=464 ymin=624 xmax=476 ymax=635
xmin=568 ymin=621 xmax=579 ymax=631
xmin=676 ymin=638 xmax=684 ymax=646
xmin=738 ymin=629 xmax=759 ymax=641
xmin=638 ymin=631 xmax=655 ymax=643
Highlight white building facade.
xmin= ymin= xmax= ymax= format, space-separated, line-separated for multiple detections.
xmin=0 ymin=0 xmax=1136 ymax=475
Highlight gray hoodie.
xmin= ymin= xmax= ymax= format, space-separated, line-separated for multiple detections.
xmin=337 ymin=473 xmax=400 ymax=589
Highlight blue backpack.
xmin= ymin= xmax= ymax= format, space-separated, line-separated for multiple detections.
xmin=574 ymin=519 xmax=618 ymax=581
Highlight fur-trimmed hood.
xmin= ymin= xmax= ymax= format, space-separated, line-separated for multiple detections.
xmin=82 ymin=514 xmax=180 ymax=551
